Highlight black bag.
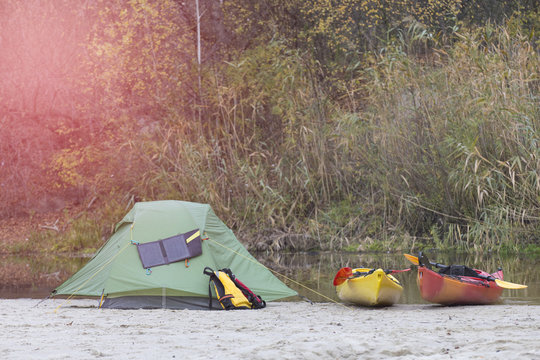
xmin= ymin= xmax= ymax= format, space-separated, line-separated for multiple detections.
xmin=439 ymin=265 xmax=480 ymax=278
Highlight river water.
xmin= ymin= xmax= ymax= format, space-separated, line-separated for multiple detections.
xmin=259 ymin=251 xmax=540 ymax=305
xmin=1 ymin=251 xmax=538 ymax=305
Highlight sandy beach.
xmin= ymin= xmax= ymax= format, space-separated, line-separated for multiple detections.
xmin=0 ymin=299 xmax=539 ymax=359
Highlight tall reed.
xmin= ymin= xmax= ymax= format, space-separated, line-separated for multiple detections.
xmin=356 ymin=23 xmax=539 ymax=251
xmin=77 ymin=23 xmax=538 ymax=253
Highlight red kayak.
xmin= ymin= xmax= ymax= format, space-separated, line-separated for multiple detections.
xmin=417 ymin=265 xmax=504 ymax=305
xmin=404 ymin=253 xmax=510 ymax=305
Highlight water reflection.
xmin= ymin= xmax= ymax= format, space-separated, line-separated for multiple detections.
xmin=0 ymin=254 xmax=87 ymax=299
xmin=1 ymin=252 xmax=539 ymax=305
xmin=255 ymin=251 xmax=540 ymax=305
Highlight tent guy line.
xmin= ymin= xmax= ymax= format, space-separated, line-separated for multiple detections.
xmin=53 ymin=239 xmax=133 ymax=313
xmin=53 ymin=223 xmax=139 ymax=313
xmin=205 ymin=237 xmax=350 ymax=309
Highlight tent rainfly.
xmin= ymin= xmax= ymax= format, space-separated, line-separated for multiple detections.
xmin=53 ymin=200 xmax=297 ymax=309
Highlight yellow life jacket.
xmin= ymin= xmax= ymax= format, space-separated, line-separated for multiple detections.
xmin=203 ymin=267 xmax=266 ymax=310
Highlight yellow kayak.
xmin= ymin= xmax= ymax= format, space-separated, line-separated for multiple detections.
xmin=333 ymin=267 xmax=406 ymax=306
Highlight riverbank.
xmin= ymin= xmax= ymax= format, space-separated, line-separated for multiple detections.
xmin=1 ymin=299 xmax=539 ymax=359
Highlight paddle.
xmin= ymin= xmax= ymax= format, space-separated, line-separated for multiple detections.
xmin=403 ymin=253 xmax=448 ymax=269
xmin=333 ymin=267 xmax=411 ymax=286
xmin=403 ymin=253 xmax=527 ymax=290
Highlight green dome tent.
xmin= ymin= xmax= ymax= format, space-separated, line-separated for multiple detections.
xmin=53 ymin=200 xmax=297 ymax=309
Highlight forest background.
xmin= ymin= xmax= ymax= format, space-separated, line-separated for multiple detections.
xmin=0 ymin=0 xmax=538 ymax=255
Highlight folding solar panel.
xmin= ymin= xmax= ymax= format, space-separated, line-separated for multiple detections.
xmin=137 ymin=229 xmax=202 ymax=269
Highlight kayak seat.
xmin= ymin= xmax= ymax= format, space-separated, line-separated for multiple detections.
xmin=438 ymin=265 xmax=480 ymax=278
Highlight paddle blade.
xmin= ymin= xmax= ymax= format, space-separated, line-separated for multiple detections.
xmin=494 ymin=279 xmax=528 ymax=289
xmin=403 ymin=253 xmax=420 ymax=265
xmin=333 ymin=267 xmax=353 ymax=286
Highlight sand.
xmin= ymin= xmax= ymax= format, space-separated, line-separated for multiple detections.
xmin=1 ymin=299 xmax=539 ymax=360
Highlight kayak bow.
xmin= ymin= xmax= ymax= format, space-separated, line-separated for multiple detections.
xmin=333 ymin=267 xmax=406 ymax=306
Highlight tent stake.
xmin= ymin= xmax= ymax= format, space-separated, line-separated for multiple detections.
xmin=98 ymin=289 xmax=105 ymax=308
